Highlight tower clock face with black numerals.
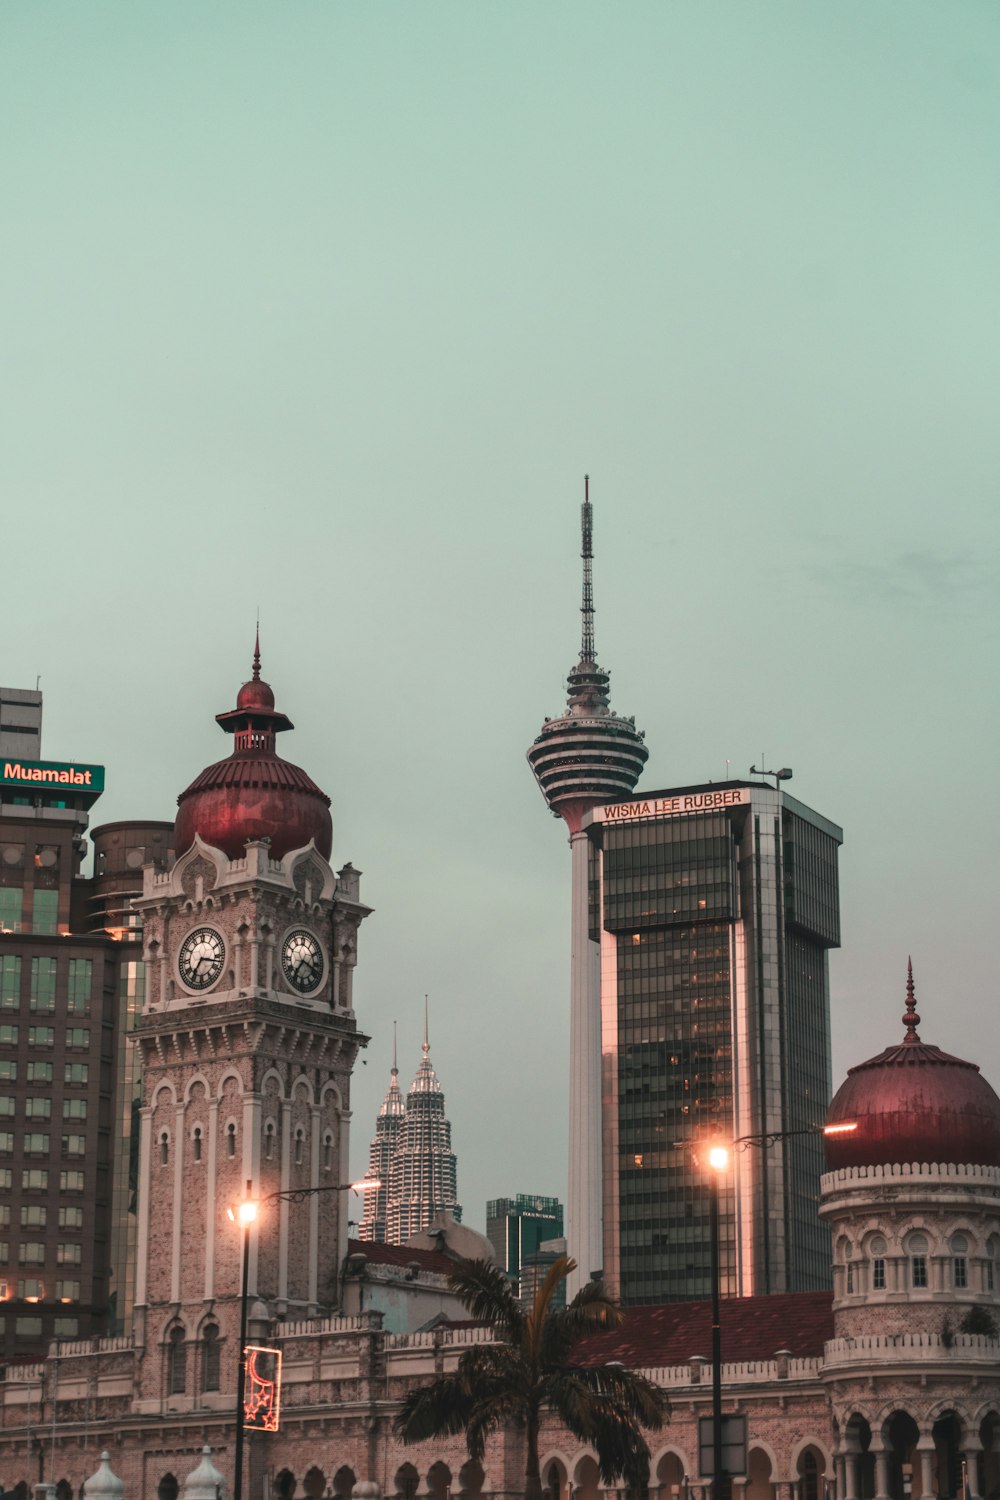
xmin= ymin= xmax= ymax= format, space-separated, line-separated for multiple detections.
xmin=178 ymin=927 xmax=226 ymax=991
xmin=281 ymin=928 xmax=324 ymax=994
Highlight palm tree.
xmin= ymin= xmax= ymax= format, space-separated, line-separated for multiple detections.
xmin=393 ymin=1255 xmax=666 ymax=1500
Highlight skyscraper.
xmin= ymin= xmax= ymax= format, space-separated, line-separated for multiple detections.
xmin=357 ymin=1027 xmax=404 ymax=1244
xmin=383 ymin=1014 xmax=462 ymax=1244
xmin=526 ymin=483 xmax=648 ymax=1295
xmin=486 ymin=1193 xmax=564 ymax=1284
xmin=585 ymin=781 xmax=841 ymax=1304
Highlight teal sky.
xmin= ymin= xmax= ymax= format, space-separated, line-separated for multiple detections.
xmin=3 ymin=4 xmax=998 ymax=1227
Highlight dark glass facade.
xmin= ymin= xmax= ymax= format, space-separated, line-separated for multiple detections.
xmin=588 ymin=783 xmax=841 ymax=1306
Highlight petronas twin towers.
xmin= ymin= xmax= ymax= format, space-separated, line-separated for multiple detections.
xmin=356 ymin=1021 xmax=462 ymax=1245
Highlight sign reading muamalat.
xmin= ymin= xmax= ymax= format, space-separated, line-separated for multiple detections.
xmin=1 ymin=757 xmax=105 ymax=793
xmin=593 ymin=787 xmax=751 ymax=824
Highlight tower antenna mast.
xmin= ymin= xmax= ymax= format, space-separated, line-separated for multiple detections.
xmin=580 ymin=475 xmax=595 ymax=663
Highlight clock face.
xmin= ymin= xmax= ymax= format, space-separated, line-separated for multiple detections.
xmin=178 ymin=927 xmax=226 ymax=991
xmin=281 ymin=928 xmax=324 ymax=994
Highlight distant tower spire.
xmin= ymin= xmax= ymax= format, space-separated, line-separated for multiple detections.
xmin=902 ymin=956 xmax=921 ymax=1043
xmin=392 ymin=1019 xmax=398 ymax=1076
xmin=423 ymin=994 xmax=429 ymax=1057
xmin=526 ymin=479 xmax=648 ymax=835
xmin=252 ymin=624 xmax=261 ymax=682
xmin=580 ymin=476 xmax=595 ymax=663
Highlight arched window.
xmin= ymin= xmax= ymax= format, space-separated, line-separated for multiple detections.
xmin=869 ymin=1234 xmax=887 ymax=1291
xmin=907 ymin=1232 xmax=929 ymax=1289
xmin=294 ymin=1128 xmax=305 ymax=1166
xmin=801 ymin=1450 xmax=820 ymax=1500
xmin=159 ymin=1132 xmax=169 ymax=1166
xmin=167 ymin=1326 xmax=186 ymax=1394
xmin=201 ymin=1324 xmax=220 ymax=1392
xmin=951 ymin=1233 xmax=969 ymax=1289
xmin=157 ymin=1476 xmax=179 ymax=1500
xmin=192 ymin=1127 xmax=202 ymax=1163
xmin=322 ymin=1132 xmax=334 ymax=1172
xmin=987 ymin=1236 xmax=999 ymax=1292
xmin=227 ymin=1122 xmax=236 ymax=1159
xmin=264 ymin=1121 xmax=275 ymax=1161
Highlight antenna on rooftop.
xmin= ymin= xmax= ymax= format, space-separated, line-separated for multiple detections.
xmin=580 ymin=475 xmax=595 ymax=662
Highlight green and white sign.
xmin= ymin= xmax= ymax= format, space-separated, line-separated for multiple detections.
xmin=2 ymin=757 xmax=105 ymax=793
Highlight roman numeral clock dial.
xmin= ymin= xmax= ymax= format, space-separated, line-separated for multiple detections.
xmin=178 ymin=927 xmax=226 ymax=991
xmin=281 ymin=929 xmax=324 ymax=994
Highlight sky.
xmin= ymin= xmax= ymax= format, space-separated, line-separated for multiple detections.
xmin=3 ymin=4 xmax=999 ymax=1232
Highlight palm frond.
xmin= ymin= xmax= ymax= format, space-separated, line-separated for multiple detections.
xmin=393 ymin=1375 xmax=476 ymax=1443
xmin=448 ymin=1257 xmax=526 ymax=1343
xmin=464 ymin=1390 xmax=526 ymax=1461
xmin=524 ymin=1255 xmax=576 ymax=1362
xmin=541 ymin=1278 xmax=622 ymax=1366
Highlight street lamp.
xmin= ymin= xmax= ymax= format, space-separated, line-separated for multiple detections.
xmin=226 ymin=1176 xmax=380 ymax=1500
xmin=706 ymin=1145 xmax=729 ymax=1500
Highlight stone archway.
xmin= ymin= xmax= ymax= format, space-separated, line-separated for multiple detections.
xmin=884 ymin=1411 xmax=920 ymax=1500
xmin=304 ymin=1467 xmax=327 ymax=1499
xmin=933 ymin=1413 xmax=963 ymax=1499
xmin=655 ymin=1451 xmax=688 ymax=1500
xmin=274 ymin=1469 xmax=296 ymax=1500
xmin=845 ymin=1415 xmax=875 ymax=1500
xmin=574 ymin=1455 xmax=602 ymax=1500
xmin=796 ymin=1448 xmax=826 ymax=1500
xmin=543 ymin=1458 xmax=568 ymax=1500
xmin=395 ymin=1463 xmax=420 ymax=1500
xmin=458 ymin=1460 xmax=484 ymax=1499
xmin=157 ymin=1476 xmax=180 ymax=1500
xmin=979 ymin=1413 xmax=1000 ymax=1500
xmin=427 ymin=1461 xmax=452 ymax=1500
xmin=333 ymin=1467 xmax=357 ymax=1500
xmin=747 ymin=1447 xmax=774 ymax=1500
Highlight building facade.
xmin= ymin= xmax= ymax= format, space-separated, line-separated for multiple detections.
xmin=1 ymin=971 xmax=999 ymax=1500
xmin=0 ymin=693 xmax=169 ymax=1358
xmin=585 ymin=781 xmax=841 ymax=1304
xmin=486 ymin=1195 xmax=564 ymax=1288
xmin=384 ymin=1028 xmax=461 ymax=1245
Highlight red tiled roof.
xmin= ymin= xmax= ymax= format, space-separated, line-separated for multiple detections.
xmin=576 ymin=1291 xmax=834 ymax=1368
xmin=346 ymin=1238 xmax=456 ymax=1277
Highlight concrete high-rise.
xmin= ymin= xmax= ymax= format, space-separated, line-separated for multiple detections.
xmin=486 ymin=1193 xmax=564 ymax=1285
xmin=584 ymin=781 xmax=841 ymax=1303
xmin=526 ymin=483 xmax=648 ymax=1295
xmin=384 ymin=1015 xmax=461 ymax=1244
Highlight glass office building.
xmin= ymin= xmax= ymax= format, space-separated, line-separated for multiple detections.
xmin=585 ymin=781 xmax=841 ymax=1305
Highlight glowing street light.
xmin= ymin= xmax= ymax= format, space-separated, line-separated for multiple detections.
xmin=229 ymin=1176 xmax=381 ymax=1500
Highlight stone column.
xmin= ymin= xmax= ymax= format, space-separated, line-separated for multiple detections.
xmin=872 ymin=1446 xmax=891 ymax=1500
xmin=841 ymin=1449 xmax=859 ymax=1500
xmin=914 ymin=1440 xmax=936 ymax=1500
xmin=963 ymin=1443 xmax=983 ymax=1500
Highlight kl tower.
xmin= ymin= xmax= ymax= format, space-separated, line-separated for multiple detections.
xmin=526 ymin=479 xmax=648 ymax=1296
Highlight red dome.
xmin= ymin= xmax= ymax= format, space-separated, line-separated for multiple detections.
xmin=173 ymin=641 xmax=332 ymax=862
xmin=175 ymin=754 xmax=332 ymax=862
xmin=825 ymin=965 xmax=1000 ymax=1171
xmin=236 ymin=676 xmax=276 ymax=712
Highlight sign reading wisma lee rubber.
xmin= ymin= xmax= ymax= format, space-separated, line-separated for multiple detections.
xmin=2 ymin=757 xmax=105 ymax=792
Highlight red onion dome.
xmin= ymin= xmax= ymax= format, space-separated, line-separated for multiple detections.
xmin=174 ymin=638 xmax=332 ymax=863
xmin=824 ymin=961 xmax=1000 ymax=1171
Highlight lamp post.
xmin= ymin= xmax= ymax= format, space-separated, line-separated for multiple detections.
xmin=227 ymin=1176 xmax=380 ymax=1500
xmin=706 ymin=1145 xmax=729 ymax=1500
xmin=699 ymin=1123 xmax=855 ymax=1500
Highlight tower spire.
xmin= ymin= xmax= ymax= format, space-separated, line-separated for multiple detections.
xmin=392 ymin=1019 xmax=398 ymax=1076
xmin=252 ymin=624 xmax=261 ymax=682
xmin=580 ymin=475 xmax=595 ymax=663
xmin=423 ymin=994 xmax=429 ymax=1057
xmin=902 ymin=956 xmax=921 ymax=1042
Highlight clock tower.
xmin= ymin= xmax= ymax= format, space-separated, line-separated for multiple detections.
xmin=130 ymin=642 xmax=370 ymax=1417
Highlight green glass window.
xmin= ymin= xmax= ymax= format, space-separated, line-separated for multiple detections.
xmin=30 ymin=958 xmax=57 ymax=1012
xmin=32 ymin=889 xmax=58 ymax=935
xmin=0 ymin=888 xmax=22 ymax=933
xmin=0 ymin=955 xmax=20 ymax=1009
xmin=67 ymin=959 xmax=92 ymax=1013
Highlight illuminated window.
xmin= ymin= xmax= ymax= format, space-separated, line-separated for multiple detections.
xmin=59 ymin=1171 xmax=84 ymax=1192
xmin=56 ymin=1243 xmax=82 ymax=1265
xmin=24 ymin=1132 xmax=50 ymax=1154
xmin=17 ymin=1279 xmax=44 ymax=1300
xmin=25 ymin=1098 xmax=51 ymax=1120
xmin=22 ymin=1169 xmax=47 ymax=1190
xmin=65 ymin=1028 xmax=90 ymax=1048
xmin=0 ymin=1025 xmax=19 ymax=1045
xmin=58 ymin=1207 xmax=83 ymax=1229
xmin=55 ymin=1280 xmax=80 ymax=1300
xmin=20 ymin=1206 xmax=46 ymax=1228
xmin=27 ymin=1027 xmax=54 ymax=1048
xmin=27 ymin=1062 xmax=52 ymax=1083
xmin=0 ymin=1060 xmax=15 ymax=1082
xmin=19 ymin=1243 xmax=45 ymax=1265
